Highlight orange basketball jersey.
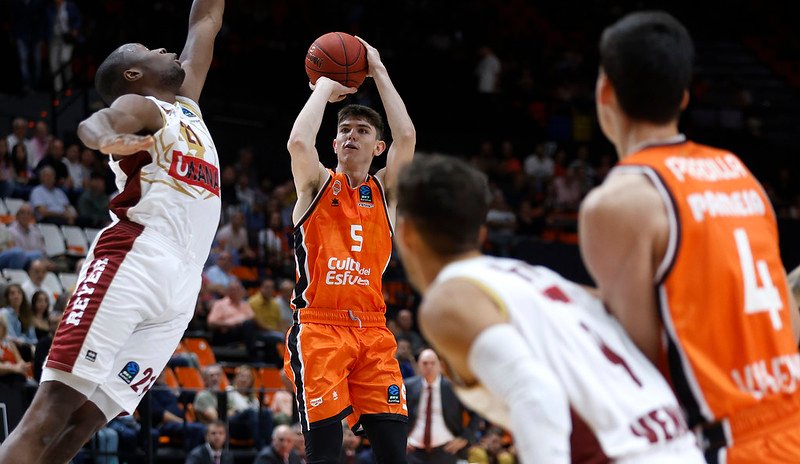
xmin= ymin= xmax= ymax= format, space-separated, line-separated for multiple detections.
xmin=616 ymin=140 xmax=800 ymax=434
xmin=292 ymin=170 xmax=393 ymax=313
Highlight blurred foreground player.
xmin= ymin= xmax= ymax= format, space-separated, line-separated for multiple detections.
xmin=0 ymin=0 xmax=224 ymax=463
xmin=394 ymin=154 xmax=704 ymax=464
xmin=580 ymin=11 xmax=800 ymax=463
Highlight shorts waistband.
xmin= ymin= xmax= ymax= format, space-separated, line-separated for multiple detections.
xmin=114 ymin=220 xmax=203 ymax=268
xmin=696 ymin=397 xmax=800 ymax=450
xmin=293 ymin=308 xmax=386 ymax=328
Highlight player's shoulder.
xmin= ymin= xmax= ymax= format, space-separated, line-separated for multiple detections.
xmin=581 ymin=171 xmax=663 ymax=222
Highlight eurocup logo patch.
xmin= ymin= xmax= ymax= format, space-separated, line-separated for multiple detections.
xmin=359 ymin=185 xmax=373 ymax=203
xmin=118 ymin=361 xmax=140 ymax=384
xmin=387 ymin=384 xmax=400 ymax=404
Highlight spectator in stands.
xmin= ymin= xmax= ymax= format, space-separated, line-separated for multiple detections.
xmin=28 ymin=122 xmax=53 ymax=170
xmin=185 ymin=420 xmax=233 ymax=464
xmin=215 ymin=210 xmax=256 ymax=265
xmin=22 ymin=259 xmax=56 ymax=307
xmin=523 ymin=142 xmax=555 ymax=193
xmin=33 ymin=309 xmax=62 ymax=382
xmin=29 ymin=290 xmax=50 ymax=340
xmin=274 ymin=279 xmax=294 ymax=330
xmin=30 ymin=166 xmax=77 ymax=225
xmin=151 ymin=369 xmax=206 ymax=452
xmin=395 ymin=336 xmax=418 ymax=379
xmin=227 ymin=365 xmax=273 ymax=448
xmin=405 ymin=349 xmax=479 ymax=462
xmin=395 ymin=309 xmax=426 ymax=356
xmin=291 ymin=423 xmax=306 ymax=463
xmin=34 ymin=137 xmax=70 ymax=186
xmin=207 ymin=280 xmax=257 ymax=354
xmin=0 ymin=223 xmax=37 ymax=270
xmin=193 ymin=364 xmax=226 ymax=424
xmin=45 ymin=0 xmax=82 ymax=93
xmin=548 ymin=164 xmax=584 ymax=212
xmin=341 ymin=422 xmax=362 ymax=463
xmin=5 ymin=118 xmax=32 ymax=155
xmin=253 ymin=424 xmax=303 ymax=464
xmin=0 ymin=139 xmax=13 ymax=198
xmin=235 ymin=173 xmax=256 ymax=211
xmin=7 ymin=203 xmax=46 ymax=264
xmin=485 ymin=188 xmax=517 ymax=256
xmin=63 ymin=143 xmax=87 ymax=191
xmin=0 ymin=283 xmax=36 ymax=348
xmin=77 ymin=172 xmax=110 ymax=227
xmin=258 ymin=211 xmax=290 ymax=271
xmin=203 ymin=251 xmax=236 ymax=297
xmin=0 ymin=317 xmax=29 ymax=383
xmin=249 ymin=278 xmax=286 ymax=366
xmin=467 ymin=427 xmax=516 ymax=464
xmin=11 ymin=142 xmax=33 ymax=194
xmin=10 ymin=0 xmax=45 ymax=91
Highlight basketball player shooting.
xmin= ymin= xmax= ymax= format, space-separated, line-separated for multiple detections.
xmin=0 ymin=1 xmax=224 ymax=463
xmin=284 ymin=36 xmax=415 ymax=463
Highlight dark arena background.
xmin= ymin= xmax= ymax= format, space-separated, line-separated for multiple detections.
xmin=0 ymin=0 xmax=798 ymax=462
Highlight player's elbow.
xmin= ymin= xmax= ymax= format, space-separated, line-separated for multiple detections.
xmin=394 ymin=125 xmax=416 ymax=145
xmin=287 ymin=137 xmax=311 ymax=157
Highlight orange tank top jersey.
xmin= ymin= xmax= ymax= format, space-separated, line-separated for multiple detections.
xmin=292 ymin=170 xmax=393 ymax=314
xmin=616 ymin=140 xmax=800 ymax=432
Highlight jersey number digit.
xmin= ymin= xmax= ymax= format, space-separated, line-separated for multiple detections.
xmin=734 ymin=228 xmax=783 ymax=330
xmin=351 ymin=225 xmax=363 ymax=252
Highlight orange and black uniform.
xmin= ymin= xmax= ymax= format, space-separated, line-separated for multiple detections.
xmin=617 ymin=139 xmax=800 ymax=463
xmin=285 ymin=170 xmax=407 ymax=433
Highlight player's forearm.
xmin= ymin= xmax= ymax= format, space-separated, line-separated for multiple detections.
xmin=77 ymin=112 xmax=116 ymax=150
xmin=287 ymin=81 xmax=335 ymax=153
xmin=188 ymin=0 xmax=224 ymax=33
xmin=372 ymin=66 xmax=416 ymax=144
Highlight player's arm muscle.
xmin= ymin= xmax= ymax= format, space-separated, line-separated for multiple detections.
xmin=419 ymin=279 xmax=571 ymax=462
xmin=418 ymin=279 xmax=508 ymax=386
xmin=77 ymin=94 xmax=161 ymax=156
xmin=579 ymin=173 xmax=668 ymax=363
xmin=178 ymin=0 xmax=224 ymax=102
xmin=369 ymin=48 xmax=415 ymax=225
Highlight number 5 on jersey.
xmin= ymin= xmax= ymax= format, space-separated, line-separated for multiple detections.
xmin=351 ymin=225 xmax=363 ymax=252
xmin=734 ymin=228 xmax=783 ymax=330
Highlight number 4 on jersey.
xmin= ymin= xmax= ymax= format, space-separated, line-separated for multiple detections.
xmin=734 ymin=228 xmax=783 ymax=330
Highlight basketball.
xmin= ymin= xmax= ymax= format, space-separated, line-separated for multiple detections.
xmin=305 ymin=32 xmax=368 ymax=88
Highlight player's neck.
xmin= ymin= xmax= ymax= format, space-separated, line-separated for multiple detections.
xmin=144 ymin=87 xmax=178 ymax=104
xmin=336 ymin=164 xmax=369 ymax=187
xmin=421 ymin=250 xmax=482 ymax=294
xmin=616 ymin=120 xmax=680 ymax=160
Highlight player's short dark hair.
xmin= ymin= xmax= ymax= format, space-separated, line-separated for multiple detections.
xmin=337 ymin=104 xmax=384 ymax=140
xmin=397 ymin=154 xmax=490 ymax=256
xmin=599 ymin=11 xmax=694 ymax=123
xmin=95 ymin=45 xmax=135 ymax=105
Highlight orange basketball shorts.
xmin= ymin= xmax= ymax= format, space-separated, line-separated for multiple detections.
xmin=284 ymin=308 xmax=408 ymax=432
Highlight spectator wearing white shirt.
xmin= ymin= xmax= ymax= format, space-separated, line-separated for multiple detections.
xmin=7 ymin=203 xmax=46 ymax=264
xmin=29 ymin=166 xmax=77 ymax=225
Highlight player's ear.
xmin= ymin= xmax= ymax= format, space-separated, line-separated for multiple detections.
xmin=373 ymin=140 xmax=386 ymax=157
xmin=595 ymin=70 xmax=614 ymax=106
xmin=478 ymin=225 xmax=488 ymax=247
xmin=124 ymin=68 xmax=142 ymax=83
xmin=680 ymin=89 xmax=690 ymax=110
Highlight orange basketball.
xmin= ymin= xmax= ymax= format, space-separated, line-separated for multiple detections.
xmin=305 ymin=32 xmax=368 ymax=88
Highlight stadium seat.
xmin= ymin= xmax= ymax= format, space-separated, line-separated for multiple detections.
xmin=3 ymin=198 xmax=24 ymax=216
xmin=173 ymin=366 xmax=204 ymax=390
xmin=259 ymin=367 xmax=285 ymax=403
xmin=0 ymin=199 xmax=11 ymax=224
xmin=83 ymin=227 xmax=101 ymax=245
xmin=37 ymin=223 xmax=67 ymax=257
xmin=2 ymin=268 xmax=30 ymax=285
xmin=161 ymin=366 xmax=180 ymax=389
xmin=61 ymin=225 xmax=89 ymax=257
xmin=58 ymin=272 xmax=79 ymax=294
xmin=42 ymin=271 xmax=64 ymax=300
xmin=182 ymin=337 xmax=217 ymax=367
